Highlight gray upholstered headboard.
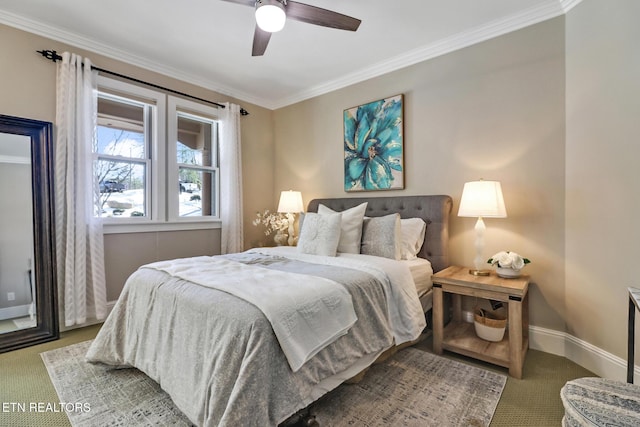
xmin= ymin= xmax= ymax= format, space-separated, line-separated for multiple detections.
xmin=307 ymin=195 xmax=453 ymax=273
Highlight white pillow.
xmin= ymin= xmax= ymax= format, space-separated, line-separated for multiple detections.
xmin=360 ymin=213 xmax=402 ymax=260
xmin=297 ymin=212 xmax=342 ymax=257
xmin=400 ymin=218 xmax=427 ymax=260
xmin=317 ymin=202 xmax=368 ymax=254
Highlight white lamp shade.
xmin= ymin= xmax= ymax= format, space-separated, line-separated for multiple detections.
xmin=255 ymin=0 xmax=286 ymax=32
xmin=458 ymin=180 xmax=507 ymax=218
xmin=277 ymin=190 xmax=304 ymax=213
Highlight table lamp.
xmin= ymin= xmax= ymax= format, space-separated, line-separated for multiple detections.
xmin=458 ymin=180 xmax=507 ymax=276
xmin=277 ymin=190 xmax=304 ymax=246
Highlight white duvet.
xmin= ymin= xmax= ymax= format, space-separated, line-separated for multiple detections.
xmin=144 ymin=255 xmax=357 ymax=371
xmin=87 ymin=248 xmax=427 ymax=425
xmin=251 ymin=247 xmax=426 ymax=344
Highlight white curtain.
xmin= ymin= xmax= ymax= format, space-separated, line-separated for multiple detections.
xmin=55 ymin=52 xmax=107 ymax=326
xmin=219 ymin=102 xmax=244 ymax=254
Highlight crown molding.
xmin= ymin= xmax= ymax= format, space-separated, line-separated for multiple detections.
xmin=1 ymin=0 xmax=583 ymax=111
xmin=0 ymin=9 xmax=266 ymax=108
xmin=272 ymin=0 xmax=582 ymax=109
xmin=560 ymin=0 xmax=584 ymax=13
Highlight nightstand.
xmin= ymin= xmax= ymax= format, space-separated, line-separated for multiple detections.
xmin=432 ymin=265 xmax=530 ymax=379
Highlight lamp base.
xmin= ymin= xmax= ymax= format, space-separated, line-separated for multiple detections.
xmin=469 ymin=269 xmax=491 ymax=276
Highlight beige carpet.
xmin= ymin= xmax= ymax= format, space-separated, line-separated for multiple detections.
xmin=41 ymin=341 xmax=506 ymax=426
xmin=0 ymin=324 xmax=595 ymax=426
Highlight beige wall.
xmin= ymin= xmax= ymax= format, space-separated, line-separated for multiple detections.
xmin=565 ymin=0 xmax=640 ymax=359
xmin=0 ymin=24 xmax=276 ymax=300
xmin=274 ymin=18 xmax=567 ymax=332
xmin=103 ymin=230 xmax=220 ymax=301
xmin=4 ymin=0 xmax=639 ymax=363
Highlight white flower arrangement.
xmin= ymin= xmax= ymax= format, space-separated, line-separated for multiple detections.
xmin=252 ymin=210 xmax=288 ymax=236
xmin=487 ymin=251 xmax=531 ymax=270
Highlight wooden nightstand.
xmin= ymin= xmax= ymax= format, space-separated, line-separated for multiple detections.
xmin=432 ymin=265 xmax=530 ymax=379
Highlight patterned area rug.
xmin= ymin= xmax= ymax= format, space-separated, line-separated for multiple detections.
xmin=311 ymin=347 xmax=506 ymax=426
xmin=41 ymin=341 xmax=506 ymax=427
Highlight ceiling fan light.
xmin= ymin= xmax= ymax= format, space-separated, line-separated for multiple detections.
xmin=255 ymin=0 xmax=286 ymax=33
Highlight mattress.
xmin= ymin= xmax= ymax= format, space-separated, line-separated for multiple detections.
xmin=86 ymin=248 xmax=426 ymax=426
xmin=403 ymin=257 xmax=434 ymax=312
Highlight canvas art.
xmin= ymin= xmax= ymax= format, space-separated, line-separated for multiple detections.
xmin=343 ymin=94 xmax=404 ymax=192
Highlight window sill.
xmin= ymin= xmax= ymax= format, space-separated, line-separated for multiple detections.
xmin=103 ymin=220 xmax=221 ymax=234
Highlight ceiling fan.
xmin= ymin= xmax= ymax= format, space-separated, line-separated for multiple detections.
xmin=221 ymin=0 xmax=361 ymax=56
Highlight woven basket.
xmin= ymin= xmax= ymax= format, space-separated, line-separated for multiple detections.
xmin=474 ymin=308 xmax=507 ymax=342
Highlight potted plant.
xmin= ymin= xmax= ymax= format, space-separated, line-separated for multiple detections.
xmin=487 ymin=251 xmax=531 ymax=278
xmin=252 ymin=210 xmax=290 ymax=246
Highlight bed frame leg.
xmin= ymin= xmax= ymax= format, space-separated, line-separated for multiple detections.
xmin=279 ymin=409 xmax=319 ymax=427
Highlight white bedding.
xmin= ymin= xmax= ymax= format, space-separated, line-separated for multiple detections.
xmin=404 ymin=257 xmax=434 ymax=298
xmin=87 ymin=249 xmax=427 ymax=426
xmin=143 ymin=256 xmax=357 ymax=372
xmin=255 ymin=247 xmax=426 ymax=344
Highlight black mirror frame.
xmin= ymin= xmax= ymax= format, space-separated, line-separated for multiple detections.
xmin=0 ymin=114 xmax=59 ymax=353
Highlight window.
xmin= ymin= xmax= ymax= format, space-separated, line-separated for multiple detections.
xmin=95 ymin=93 xmax=151 ymax=219
xmin=168 ymin=97 xmax=220 ymax=221
xmin=94 ymin=77 xmax=220 ymax=231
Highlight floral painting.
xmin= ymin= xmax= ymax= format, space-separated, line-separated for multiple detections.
xmin=344 ymin=94 xmax=404 ymax=192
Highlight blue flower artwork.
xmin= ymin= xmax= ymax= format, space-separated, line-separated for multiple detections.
xmin=344 ymin=94 xmax=404 ymax=192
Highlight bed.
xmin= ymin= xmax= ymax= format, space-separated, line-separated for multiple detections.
xmin=307 ymin=195 xmax=452 ymax=313
xmin=86 ymin=194 xmax=452 ymax=426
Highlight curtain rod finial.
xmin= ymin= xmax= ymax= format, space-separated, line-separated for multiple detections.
xmin=36 ymin=48 xmax=250 ymax=117
xmin=37 ymin=49 xmax=63 ymax=62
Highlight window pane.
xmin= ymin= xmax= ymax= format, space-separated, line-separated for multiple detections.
xmin=96 ymin=126 xmax=145 ymax=159
xmin=178 ymin=169 xmax=216 ymax=217
xmin=177 ymin=115 xmax=213 ymax=167
xmin=96 ymin=161 xmax=146 ymax=218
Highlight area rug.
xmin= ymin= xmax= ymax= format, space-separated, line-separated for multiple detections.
xmin=310 ymin=347 xmax=506 ymax=426
xmin=41 ymin=341 xmax=506 ymax=427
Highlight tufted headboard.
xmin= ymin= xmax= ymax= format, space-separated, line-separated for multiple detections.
xmin=307 ymin=195 xmax=453 ymax=273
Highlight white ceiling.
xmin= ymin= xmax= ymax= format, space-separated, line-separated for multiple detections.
xmin=0 ymin=0 xmax=579 ymax=110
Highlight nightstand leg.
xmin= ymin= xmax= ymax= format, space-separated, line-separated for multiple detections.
xmin=508 ymin=298 xmax=524 ymax=379
xmin=433 ymin=285 xmax=444 ymax=355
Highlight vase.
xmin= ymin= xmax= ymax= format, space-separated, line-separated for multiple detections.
xmin=273 ymin=231 xmax=288 ymax=246
xmin=496 ymin=267 xmax=521 ymax=279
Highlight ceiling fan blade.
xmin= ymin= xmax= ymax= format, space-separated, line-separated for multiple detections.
xmin=219 ymin=0 xmax=255 ymax=7
xmin=252 ymin=25 xmax=272 ymax=56
xmin=285 ymin=1 xmax=361 ymax=31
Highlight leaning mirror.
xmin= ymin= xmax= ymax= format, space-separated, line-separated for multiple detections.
xmin=0 ymin=114 xmax=58 ymax=352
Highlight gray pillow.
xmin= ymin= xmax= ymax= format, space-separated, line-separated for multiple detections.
xmin=361 ymin=213 xmax=402 ymax=260
xmin=297 ymin=212 xmax=342 ymax=256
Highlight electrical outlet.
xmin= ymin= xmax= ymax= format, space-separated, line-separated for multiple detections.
xmin=7 ymin=292 xmax=15 ymax=301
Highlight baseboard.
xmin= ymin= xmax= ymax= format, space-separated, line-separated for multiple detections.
xmin=0 ymin=304 xmax=30 ymax=321
xmin=55 ymin=302 xmax=639 ymax=382
xmin=529 ymin=325 xmax=567 ymax=356
xmin=529 ymin=325 xmax=639 ymax=382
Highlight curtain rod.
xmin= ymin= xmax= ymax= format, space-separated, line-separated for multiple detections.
xmin=37 ymin=49 xmax=249 ymax=116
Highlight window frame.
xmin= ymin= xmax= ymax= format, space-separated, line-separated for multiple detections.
xmin=167 ymin=96 xmax=221 ymax=222
xmin=97 ymin=76 xmax=165 ymax=227
xmin=96 ymin=77 xmax=222 ymax=234
xmin=95 ymin=92 xmax=152 ymax=221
